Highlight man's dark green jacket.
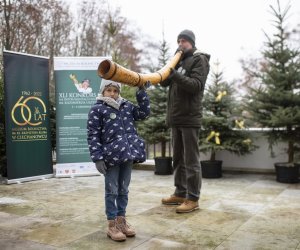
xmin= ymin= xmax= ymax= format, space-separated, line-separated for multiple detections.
xmin=161 ymin=48 xmax=210 ymax=127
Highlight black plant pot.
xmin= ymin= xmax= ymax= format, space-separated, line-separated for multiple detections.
xmin=274 ymin=162 xmax=300 ymax=183
xmin=154 ymin=157 xmax=173 ymax=175
xmin=201 ymin=160 xmax=222 ymax=178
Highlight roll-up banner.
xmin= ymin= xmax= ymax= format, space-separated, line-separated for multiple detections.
xmin=53 ymin=57 xmax=106 ymax=177
xmin=3 ymin=50 xmax=53 ymax=184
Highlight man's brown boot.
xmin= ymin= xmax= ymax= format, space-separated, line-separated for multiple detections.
xmin=116 ymin=216 xmax=136 ymax=237
xmin=176 ymin=200 xmax=199 ymax=213
xmin=107 ymin=220 xmax=126 ymax=241
xmin=162 ymin=195 xmax=185 ymax=205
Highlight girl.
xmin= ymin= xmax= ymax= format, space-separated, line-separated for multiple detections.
xmin=87 ymin=79 xmax=150 ymax=241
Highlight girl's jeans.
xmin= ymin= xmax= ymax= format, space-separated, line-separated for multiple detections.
xmin=104 ymin=160 xmax=133 ymax=220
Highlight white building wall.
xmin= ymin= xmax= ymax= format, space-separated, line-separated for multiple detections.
xmin=200 ymin=131 xmax=288 ymax=173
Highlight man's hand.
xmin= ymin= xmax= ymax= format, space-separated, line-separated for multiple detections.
xmin=95 ymin=160 xmax=107 ymax=175
xmin=168 ymin=68 xmax=178 ymax=80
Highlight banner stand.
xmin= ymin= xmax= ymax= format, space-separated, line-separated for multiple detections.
xmin=3 ymin=50 xmax=53 ymax=184
xmin=5 ymin=174 xmax=53 ymax=185
xmin=54 ymin=57 xmax=107 ymax=178
xmin=55 ymin=162 xmax=100 ymax=178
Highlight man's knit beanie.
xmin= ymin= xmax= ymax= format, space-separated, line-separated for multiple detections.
xmin=177 ymin=29 xmax=195 ymax=48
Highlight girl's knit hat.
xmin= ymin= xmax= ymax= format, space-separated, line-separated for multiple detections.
xmin=99 ymin=79 xmax=121 ymax=94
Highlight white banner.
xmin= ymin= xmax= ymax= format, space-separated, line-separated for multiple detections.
xmin=54 ymin=57 xmax=108 ymax=177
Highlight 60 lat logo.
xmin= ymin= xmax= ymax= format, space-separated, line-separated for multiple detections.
xmin=11 ymin=96 xmax=47 ymax=126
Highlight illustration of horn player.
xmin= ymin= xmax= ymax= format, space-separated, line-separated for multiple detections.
xmin=69 ymin=74 xmax=93 ymax=94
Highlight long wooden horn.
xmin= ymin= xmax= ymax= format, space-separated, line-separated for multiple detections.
xmin=97 ymin=51 xmax=183 ymax=87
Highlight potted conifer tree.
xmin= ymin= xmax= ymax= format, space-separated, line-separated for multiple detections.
xmin=199 ymin=63 xmax=257 ymax=178
xmin=142 ymin=85 xmax=172 ymax=175
xmin=140 ymin=38 xmax=172 ymax=175
xmin=243 ymin=2 xmax=300 ymax=183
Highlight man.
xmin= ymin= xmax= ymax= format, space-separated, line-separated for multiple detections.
xmin=160 ymin=29 xmax=210 ymax=213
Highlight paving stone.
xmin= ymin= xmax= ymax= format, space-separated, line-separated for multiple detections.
xmin=0 ymin=170 xmax=299 ymax=249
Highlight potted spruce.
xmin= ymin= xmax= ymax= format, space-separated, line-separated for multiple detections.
xmin=199 ymin=63 xmax=257 ymax=178
xmin=141 ymin=85 xmax=172 ymax=175
xmin=140 ymin=38 xmax=172 ymax=175
xmin=243 ymin=2 xmax=300 ymax=183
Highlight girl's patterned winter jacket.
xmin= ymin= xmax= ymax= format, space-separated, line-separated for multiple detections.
xmin=87 ymin=89 xmax=150 ymax=167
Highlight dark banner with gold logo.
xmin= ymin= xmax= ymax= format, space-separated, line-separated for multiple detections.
xmin=3 ymin=51 xmax=53 ymax=183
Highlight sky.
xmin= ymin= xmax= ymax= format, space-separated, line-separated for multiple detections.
xmin=106 ymin=0 xmax=300 ymax=81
